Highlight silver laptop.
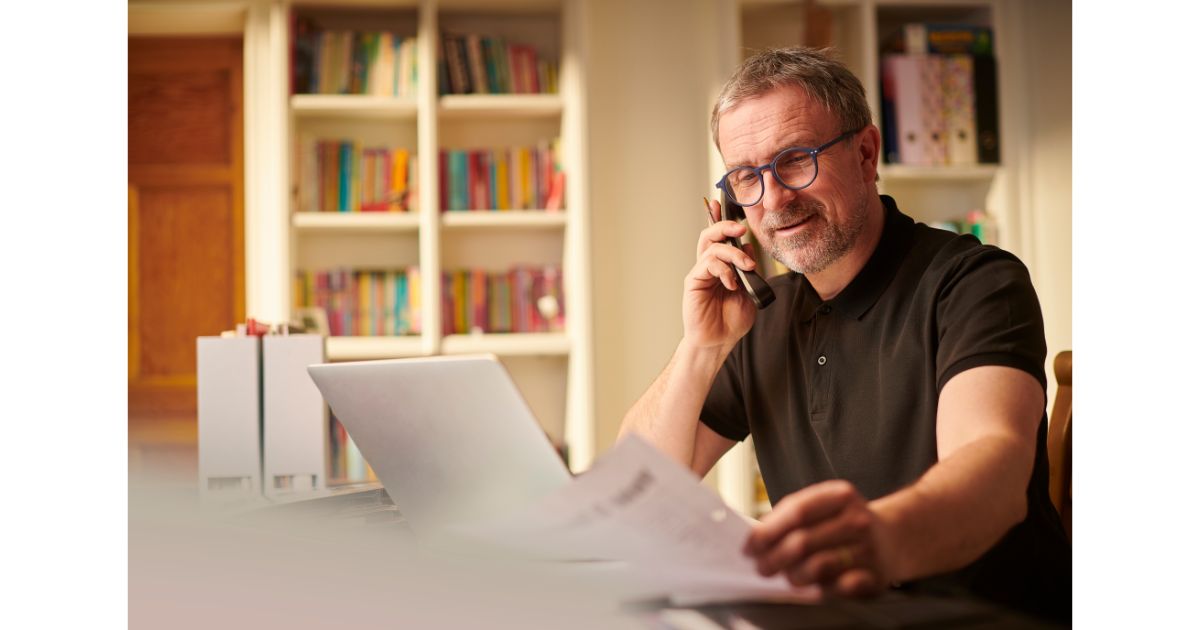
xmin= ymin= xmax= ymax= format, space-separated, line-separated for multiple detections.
xmin=307 ymin=354 xmax=572 ymax=536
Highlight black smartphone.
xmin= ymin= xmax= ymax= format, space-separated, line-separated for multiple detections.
xmin=716 ymin=189 xmax=775 ymax=309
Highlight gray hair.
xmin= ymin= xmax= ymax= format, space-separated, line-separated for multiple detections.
xmin=711 ymin=47 xmax=872 ymax=150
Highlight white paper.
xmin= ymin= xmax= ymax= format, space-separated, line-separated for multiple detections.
xmin=450 ymin=434 xmax=818 ymax=603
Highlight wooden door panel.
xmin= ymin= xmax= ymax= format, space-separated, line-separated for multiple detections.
xmin=129 ymin=68 xmax=233 ymax=165
xmin=133 ymin=185 xmax=236 ymax=381
xmin=129 ymin=37 xmax=243 ymax=471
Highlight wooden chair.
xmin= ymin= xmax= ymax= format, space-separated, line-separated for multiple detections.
xmin=1047 ymin=350 xmax=1072 ymax=539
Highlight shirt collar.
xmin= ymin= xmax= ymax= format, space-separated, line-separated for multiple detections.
xmin=796 ymin=195 xmax=914 ymax=322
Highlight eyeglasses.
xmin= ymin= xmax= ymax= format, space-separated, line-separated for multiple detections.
xmin=716 ymin=129 xmax=859 ymax=207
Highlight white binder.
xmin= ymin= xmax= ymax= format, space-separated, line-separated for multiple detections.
xmin=262 ymin=334 xmax=328 ymax=496
xmin=197 ymin=336 xmax=262 ymax=498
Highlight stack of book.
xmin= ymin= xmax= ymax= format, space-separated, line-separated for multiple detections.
xmin=329 ymin=414 xmax=376 ymax=484
xmin=880 ymin=23 xmax=999 ymax=165
xmin=297 ymin=140 xmax=418 ymax=213
xmin=439 ymin=32 xmax=558 ymax=95
xmin=929 ymin=210 xmax=997 ymax=244
xmin=441 ymin=265 xmax=565 ymax=335
xmin=439 ymin=140 xmax=563 ymax=211
xmin=294 ymin=267 xmax=422 ymax=337
xmin=292 ymin=18 xmax=419 ymax=97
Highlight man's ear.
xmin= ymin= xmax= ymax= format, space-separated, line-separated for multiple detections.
xmin=858 ymin=125 xmax=882 ymax=185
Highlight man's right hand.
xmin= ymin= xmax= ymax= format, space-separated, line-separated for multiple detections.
xmin=683 ymin=199 xmax=759 ymax=352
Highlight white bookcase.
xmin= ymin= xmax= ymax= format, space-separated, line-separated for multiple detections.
xmin=717 ymin=0 xmax=1021 ymax=516
xmin=285 ymin=0 xmax=595 ymax=472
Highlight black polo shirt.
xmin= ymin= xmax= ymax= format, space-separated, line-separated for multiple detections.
xmin=701 ymin=196 xmax=1070 ymax=622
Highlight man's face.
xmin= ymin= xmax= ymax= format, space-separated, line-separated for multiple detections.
xmin=717 ymin=85 xmax=874 ymax=275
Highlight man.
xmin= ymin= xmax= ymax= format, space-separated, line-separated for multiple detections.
xmin=620 ymin=47 xmax=1070 ymax=622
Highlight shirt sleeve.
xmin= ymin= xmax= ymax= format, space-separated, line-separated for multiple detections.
xmin=699 ymin=344 xmax=752 ymax=442
xmin=934 ymin=243 xmax=1048 ymax=393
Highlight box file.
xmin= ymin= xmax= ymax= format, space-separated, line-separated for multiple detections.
xmin=263 ymin=335 xmax=328 ymax=496
xmin=197 ymin=336 xmax=262 ymax=498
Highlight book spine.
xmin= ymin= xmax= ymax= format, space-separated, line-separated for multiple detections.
xmin=465 ymin=34 xmax=488 ymax=94
xmin=390 ymin=148 xmax=408 ymax=211
xmin=357 ymin=270 xmax=369 ymax=335
xmin=973 ymin=55 xmax=1000 ymax=163
xmin=495 ymin=149 xmax=510 ymax=211
xmin=438 ymin=149 xmax=449 ymax=212
xmin=395 ymin=270 xmax=408 ymax=334
xmin=343 ymin=269 xmax=354 ymax=335
xmin=487 ymin=151 xmax=497 ymax=211
xmin=441 ymin=272 xmax=455 ymax=334
xmin=471 ymin=269 xmax=488 ymax=332
xmin=409 ymin=266 xmax=422 ymax=334
xmin=362 ymin=148 xmax=375 ymax=211
xmin=942 ymin=54 xmax=978 ymax=165
xmin=472 ymin=150 xmax=489 ymax=210
xmin=384 ymin=270 xmax=396 ymax=335
xmin=338 ymin=142 xmax=350 ymax=211
xmin=352 ymin=140 xmax=363 ymax=211
xmin=482 ymin=37 xmax=500 ymax=94
xmin=920 ymin=55 xmax=948 ymax=166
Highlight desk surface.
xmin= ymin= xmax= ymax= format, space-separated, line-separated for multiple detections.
xmin=130 ymin=484 xmax=1063 ymax=629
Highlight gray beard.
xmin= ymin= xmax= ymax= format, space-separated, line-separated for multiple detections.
xmin=762 ymin=196 xmax=868 ymax=274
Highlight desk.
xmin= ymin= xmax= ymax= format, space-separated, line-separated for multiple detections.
xmin=129 ymin=484 xmax=1062 ymax=629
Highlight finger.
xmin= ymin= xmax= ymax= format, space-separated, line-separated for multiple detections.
xmin=702 ymin=257 xmax=740 ymax=292
xmin=696 ymin=222 xmax=747 ymax=259
xmin=690 ymin=246 xmax=748 ymax=292
xmin=745 ymin=480 xmax=858 ymax=554
xmin=753 ymin=507 xmax=871 ymax=576
xmin=742 ymin=242 xmax=761 ymax=263
xmin=699 ymin=240 xmax=758 ymax=275
xmin=786 ymin=543 xmax=870 ymax=587
xmin=830 ymin=569 xmax=882 ymax=598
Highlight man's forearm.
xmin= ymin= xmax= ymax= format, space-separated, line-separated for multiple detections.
xmin=870 ymin=435 xmax=1033 ymax=583
xmin=619 ymin=340 xmax=729 ymax=470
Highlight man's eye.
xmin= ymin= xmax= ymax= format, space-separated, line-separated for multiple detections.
xmin=782 ymin=154 xmax=810 ymax=168
xmin=733 ymin=171 xmax=757 ymax=185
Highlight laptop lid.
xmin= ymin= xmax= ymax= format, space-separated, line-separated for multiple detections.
xmin=307 ymin=354 xmax=571 ymax=536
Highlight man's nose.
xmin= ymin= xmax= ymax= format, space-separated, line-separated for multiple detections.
xmin=759 ymin=168 xmax=798 ymax=212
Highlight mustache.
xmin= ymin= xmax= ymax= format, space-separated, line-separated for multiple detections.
xmin=758 ymin=202 xmax=824 ymax=231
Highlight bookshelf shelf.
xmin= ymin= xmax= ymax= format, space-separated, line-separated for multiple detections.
xmin=441 ymin=332 xmax=570 ymax=356
xmin=438 ymin=94 xmax=563 ymax=119
xmin=291 ymin=94 xmax=419 ymax=119
xmin=326 ymin=336 xmax=424 ymax=361
xmin=293 ymin=212 xmax=420 ymax=233
xmin=441 ymin=211 xmax=566 ymax=229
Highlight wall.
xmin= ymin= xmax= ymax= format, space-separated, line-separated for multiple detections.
xmin=584 ymin=0 xmax=727 ymax=452
xmin=1018 ymin=0 xmax=1073 ymax=386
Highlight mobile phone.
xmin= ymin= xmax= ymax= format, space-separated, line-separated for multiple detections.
xmin=715 ymin=189 xmax=775 ymax=309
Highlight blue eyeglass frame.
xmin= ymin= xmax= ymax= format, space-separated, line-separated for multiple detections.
xmin=716 ymin=129 xmax=859 ymax=207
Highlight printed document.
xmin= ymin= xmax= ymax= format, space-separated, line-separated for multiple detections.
xmin=452 ymin=435 xmax=819 ymax=603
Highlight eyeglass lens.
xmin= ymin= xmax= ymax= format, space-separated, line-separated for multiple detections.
xmin=723 ymin=148 xmax=817 ymax=206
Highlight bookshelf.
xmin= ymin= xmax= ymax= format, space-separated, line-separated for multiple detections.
xmin=719 ymin=0 xmax=1021 ymax=516
xmin=285 ymin=0 xmax=594 ymax=473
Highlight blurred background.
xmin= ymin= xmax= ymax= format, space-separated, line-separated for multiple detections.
xmin=127 ymin=0 xmax=1070 ymax=514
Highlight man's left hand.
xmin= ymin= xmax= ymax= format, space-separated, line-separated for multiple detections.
xmin=743 ymin=480 xmax=893 ymax=597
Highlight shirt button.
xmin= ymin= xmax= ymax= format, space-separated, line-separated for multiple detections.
xmin=817 ymin=355 xmax=827 ymax=366
xmin=819 ymin=305 xmax=832 ymax=315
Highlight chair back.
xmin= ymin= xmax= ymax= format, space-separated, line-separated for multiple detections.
xmin=1047 ymin=350 xmax=1072 ymax=538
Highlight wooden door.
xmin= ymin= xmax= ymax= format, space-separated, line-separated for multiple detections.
xmin=128 ymin=37 xmax=244 ymax=481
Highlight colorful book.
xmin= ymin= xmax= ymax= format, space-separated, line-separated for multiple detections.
xmin=942 ymin=54 xmax=978 ymax=165
xmin=973 ymin=55 xmax=1000 ymax=163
